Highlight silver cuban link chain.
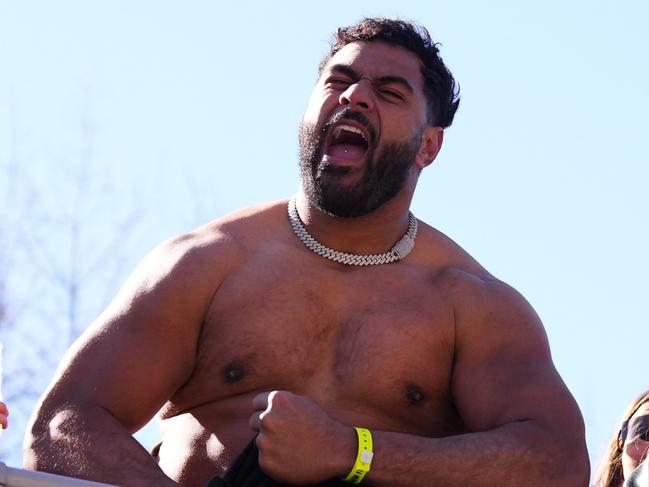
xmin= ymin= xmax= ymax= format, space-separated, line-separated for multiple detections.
xmin=287 ymin=196 xmax=418 ymax=266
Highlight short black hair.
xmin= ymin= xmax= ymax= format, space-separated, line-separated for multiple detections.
xmin=319 ymin=18 xmax=460 ymax=128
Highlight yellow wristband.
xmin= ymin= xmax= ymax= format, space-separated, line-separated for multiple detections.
xmin=342 ymin=427 xmax=373 ymax=484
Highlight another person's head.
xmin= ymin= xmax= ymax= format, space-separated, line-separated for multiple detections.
xmin=299 ymin=18 xmax=460 ymax=218
xmin=598 ymin=390 xmax=649 ymax=486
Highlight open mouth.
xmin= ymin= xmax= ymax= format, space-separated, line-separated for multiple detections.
xmin=324 ymin=123 xmax=370 ymax=162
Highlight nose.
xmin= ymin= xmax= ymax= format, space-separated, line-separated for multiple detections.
xmin=339 ymin=80 xmax=374 ymax=111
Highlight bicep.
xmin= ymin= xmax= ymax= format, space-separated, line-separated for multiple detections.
xmin=42 ymin=239 xmax=213 ymax=432
xmin=451 ymin=280 xmax=580 ymax=434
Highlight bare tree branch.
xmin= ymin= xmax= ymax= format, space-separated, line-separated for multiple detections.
xmin=0 ymin=96 xmax=149 ymax=463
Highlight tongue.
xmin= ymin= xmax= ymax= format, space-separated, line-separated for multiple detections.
xmin=327 ymin=143 xmax=366 ymax=161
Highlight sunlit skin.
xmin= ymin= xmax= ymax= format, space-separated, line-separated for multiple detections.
xmin=301 ymin=41 xmax=441 ymax=187
xmin=0 ymin=401 xmax=8 ymax=429
xmin=24 ymin=40 xmax=588 ymax=487
xmin=304 ymin=42 xmax=435 ymax=164
xmin=296 ymin=41 xmax=442 ymax=255
xmin=622 ymin=403 xmax=649 ymax=481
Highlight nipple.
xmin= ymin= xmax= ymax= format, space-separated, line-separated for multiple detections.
xmin=406 ymin=384 xmax=425 ymax=405
xmin=223 ymin=363 xmax=246 ymax=384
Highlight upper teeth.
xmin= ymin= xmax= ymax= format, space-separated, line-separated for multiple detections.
xmin=333 ymin=124 xmax=367 ymax=142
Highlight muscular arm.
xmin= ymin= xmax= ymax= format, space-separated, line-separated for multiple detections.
xmin=363 ymin=278 xmax=589 ymax=486
xmin=254 ymin=277 xmax=589 ymax=487
xmin=23 ymin=230 xmax=233 ymax=487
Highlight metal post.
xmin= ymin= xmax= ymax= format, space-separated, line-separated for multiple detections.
xmin=0 ymin=463 xmax=117 ymax=487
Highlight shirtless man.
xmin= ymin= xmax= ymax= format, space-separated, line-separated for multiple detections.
xmin=24 ymin=18 xmax=589 ymax=487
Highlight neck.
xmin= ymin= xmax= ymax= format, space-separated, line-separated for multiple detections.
xmin=294 ymin=188 xmax=415 ymax=256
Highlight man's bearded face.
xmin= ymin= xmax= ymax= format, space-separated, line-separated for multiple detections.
xmin=299 ymin=108 xmax=421 ymax=218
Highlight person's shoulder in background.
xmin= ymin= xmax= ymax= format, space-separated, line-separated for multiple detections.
xmin=625 ymin=458 xmax=649 ymax=487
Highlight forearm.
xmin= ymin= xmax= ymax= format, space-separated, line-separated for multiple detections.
xmin=24 ymin=403 xmax=178 ymax=487
xmin=361 ymin=421 xmax=589 ymax=487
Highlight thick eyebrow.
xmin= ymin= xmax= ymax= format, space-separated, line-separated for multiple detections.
xmin=375 ymin=75 xmax=414 ymax=95
xmin=327 ymin=64 xmax=361 ymax=80
xmin=326 ymin=64 xmax=415 ymax=95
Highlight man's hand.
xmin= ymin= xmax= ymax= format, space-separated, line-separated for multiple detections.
xmin=0 ymin=401 xmax=8 ymax=429
xmin=249 ymin=390 xmax=355 ymax=485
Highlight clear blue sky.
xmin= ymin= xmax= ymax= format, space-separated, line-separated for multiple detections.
xmin=1 ymin=0 xmax=648 ymax=478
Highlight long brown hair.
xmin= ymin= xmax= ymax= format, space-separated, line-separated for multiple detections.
xmin=596 ymin=390 xmax=649 ymax=487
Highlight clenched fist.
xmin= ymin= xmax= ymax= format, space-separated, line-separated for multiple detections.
xmin=249 ymin=391 xmax=356 ymax=485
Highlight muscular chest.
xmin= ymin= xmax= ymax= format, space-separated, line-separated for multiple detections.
xmin=184 ymin=250 xmax=457 ymax=428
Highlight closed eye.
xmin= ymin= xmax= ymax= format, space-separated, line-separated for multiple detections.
xmin=325 ymin=74 xmax=353 ymax=87
xmin=377 ymin=87 xmax=405 ymax=101
xmin=325 ymin=77 xmax=352 ymax=89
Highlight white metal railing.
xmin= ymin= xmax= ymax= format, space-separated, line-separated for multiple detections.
xmin=0 ymin=463 xmax=117 ymax=487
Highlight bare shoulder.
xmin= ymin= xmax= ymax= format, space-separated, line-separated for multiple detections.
xmin=36 ymin=200 xmax=291 ymax=428
xmin=417 ymin=223 xmax=583 ymax=429
xmin=130 ymin=199 xmax=290 ymax=287
xmin=190 ymin=198 xmax=289 ymax=250
xmin=105 ymin=198 xmax=292 ymax=329
xmin=415 ymin=224 xmax=587 ymax=484
xmin=414 ymin=220 xmax=495 ymax=289
xmin=415 ymin=220 xmax=537 ymax=321
xmin=90 ymin=198 xmax=290 ymax=340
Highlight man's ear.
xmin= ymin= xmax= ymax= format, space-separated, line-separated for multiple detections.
xmin=415 ymin=126 xmax=444 ymax=170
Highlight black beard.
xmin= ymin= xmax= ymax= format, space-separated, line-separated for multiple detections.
xmin=298 ymin=110 xmax=421 ymax=218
